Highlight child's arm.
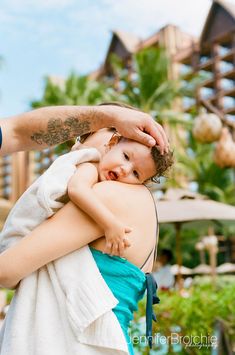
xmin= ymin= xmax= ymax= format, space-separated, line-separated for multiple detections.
xmin=67 ymin=163 xmax=131 ymax=257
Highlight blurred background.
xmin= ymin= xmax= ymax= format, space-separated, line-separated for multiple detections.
xmin=0 ymin=0 xmax=235 ymax=353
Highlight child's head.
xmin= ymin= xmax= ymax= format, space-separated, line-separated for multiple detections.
xmin=97 ymin=131 xmax=173 ymax=184
xmin=75 ymin=101 xmax=174 ymax=184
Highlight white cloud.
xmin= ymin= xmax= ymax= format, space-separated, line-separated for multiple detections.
xmin=68 ymin=0 xmax=212 ymax=42
xmin=106 ymin=0 xmax=212 ymax=36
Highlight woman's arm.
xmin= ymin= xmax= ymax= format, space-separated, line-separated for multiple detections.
xmin=0 ymin=181 xmax=155 ymax=288
xmin=0 ymin=200 xmax=103 ymax=289
xmin=0 ymin=105 xmax=168 ymax=155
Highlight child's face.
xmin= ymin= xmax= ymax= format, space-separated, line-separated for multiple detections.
xmin=98 ymin=139 xmax=156 ymax=184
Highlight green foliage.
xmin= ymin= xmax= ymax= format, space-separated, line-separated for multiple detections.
xmin=6 ymin=289 xmax=14 ymax=304
xmin=131 ymin=277 xmax=235 ymax=354
xmin=0 ymin=288 xmax=14 ymax=304
xmin=175 ymin=132 xmax=235 ymax=205
xmin=31 ymin=72 xmax=113 ymax=152
xmin=158 ymin=224 xmax=202 ymax=268
xmin=158 ymin=220 xmax=235 ymax=269
xmin=108 ymin=47 xmax=180 ymax=118
xmin=135 ymin=48 xmax=177 ymax=111
xmin=32 ymin=72 xmax=111 ymax=108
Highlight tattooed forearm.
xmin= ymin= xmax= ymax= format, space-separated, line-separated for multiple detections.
xmin=30 ymin=117 xmax=91 ymax=146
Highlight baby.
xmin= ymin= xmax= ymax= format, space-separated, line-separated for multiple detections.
xmin=68 ymin=128 xmax=173 ymax=257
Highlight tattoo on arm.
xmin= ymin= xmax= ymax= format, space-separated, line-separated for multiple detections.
xmin=30 ymin=117 xmax=91 ymax=146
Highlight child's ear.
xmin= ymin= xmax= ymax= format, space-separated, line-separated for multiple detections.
xmin=107 ymin=132 xmax=122 ymax=148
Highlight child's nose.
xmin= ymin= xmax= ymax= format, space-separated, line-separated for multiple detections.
xmin=120 ymin=164 xmax=132 ymax=176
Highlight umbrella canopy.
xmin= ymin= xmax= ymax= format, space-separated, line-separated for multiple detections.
xmin=156 ymin=189 xmax=235 ymax=223
xmin=153 ymin=189 xmax=235 ymax=285
xmin=171 ymin=264 xmax=193 ymax=275
xmin=170 ymin=263 xmax=235 ymax=275
xmin=193 ymin=264 xmax=212 ymax=274
xmin=216 ymin=263 xmax=235 ymax=273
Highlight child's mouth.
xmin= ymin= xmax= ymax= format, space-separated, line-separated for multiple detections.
xmin=108 ymin=171 xmax=118 ymax=180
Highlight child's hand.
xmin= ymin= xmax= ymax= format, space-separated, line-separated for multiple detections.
xmin=103 ymin=222 xmax=132 ymax=257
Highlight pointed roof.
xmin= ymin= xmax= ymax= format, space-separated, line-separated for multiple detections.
xmin=111 ymin=30 xmax=141 ymax=54
xmin=137 ymin=30 xmax=160 ymax=50
xmin=104 ymin=25 xmax=196 ymax=69
xmin=137 ymin=24 xmax=197 ymax=53
xmin=200 ymin=0 xmax=235 ymax=44
xmin=103 ymin=30 xmax=141 ymax=70
xmin=217 ymin=0 xmax=235 ymax=17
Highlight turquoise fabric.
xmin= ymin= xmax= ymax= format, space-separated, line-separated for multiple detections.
xmin=89 ymin=246 xmax=146 ymax=355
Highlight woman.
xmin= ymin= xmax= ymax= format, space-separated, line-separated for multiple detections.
xmin=0 ymin=123 xmax=160 ymax=355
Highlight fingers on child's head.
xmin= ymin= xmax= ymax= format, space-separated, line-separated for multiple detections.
xmin=108 ymin=132 xmax=122 ymax=148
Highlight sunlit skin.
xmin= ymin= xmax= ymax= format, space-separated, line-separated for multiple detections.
xmin=97 ymin=138 xmax=157 ymax=185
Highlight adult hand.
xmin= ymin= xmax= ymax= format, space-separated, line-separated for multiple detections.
xmin=0 ymin=104 xmax=169 ymax=156
xmin=98 ymin=105 xmax=169 ymax=154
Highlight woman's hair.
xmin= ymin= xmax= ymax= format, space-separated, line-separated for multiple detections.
xmin=78 ymin=101 xmax=174 ymax=183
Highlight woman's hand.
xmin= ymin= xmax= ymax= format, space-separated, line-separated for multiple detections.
xmin=98 ymin=105 xmax=169 ymax=154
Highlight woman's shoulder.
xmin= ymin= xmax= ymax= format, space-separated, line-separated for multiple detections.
xmin=93 ymin=181 xmax=155 ymax=216
xmin=93 ymin=180 xmax=153 ymax=203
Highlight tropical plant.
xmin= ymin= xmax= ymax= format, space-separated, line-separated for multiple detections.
xmin=32 ymin=72 xmax=111 ymax=108
xmin=175 ymin=132 xmax=235 ymax=205
xmin=108 ymin=48 xmax=181 ymax=121
xmin=131 ymin=277 xmax=235 ymax=354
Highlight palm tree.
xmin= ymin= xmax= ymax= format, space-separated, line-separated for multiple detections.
xmin=108 ymin=47 xmax=180 ymax=118
xmin=32 ymin=72 xmax=111 ymax=108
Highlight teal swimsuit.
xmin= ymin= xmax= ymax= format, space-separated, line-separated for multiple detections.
xmin=89 ymin=246 xmax=159 ymax=354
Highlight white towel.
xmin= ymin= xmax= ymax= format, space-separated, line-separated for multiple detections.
xmin=0 ymin=148 xmax=129 ymax=355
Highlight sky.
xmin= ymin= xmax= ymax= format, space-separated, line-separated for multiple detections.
xmin=0 ymin=0 xmax=224 ymax=117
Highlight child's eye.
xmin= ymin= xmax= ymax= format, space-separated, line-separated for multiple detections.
xmin=133 ymin=170 xmax=139 ymax=179
xmin=124 ymin=153 xmax=129 ymax=161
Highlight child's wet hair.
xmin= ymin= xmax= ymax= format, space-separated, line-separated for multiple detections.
xmin=150 ymin=145 xmax=174 ymax=182
xmin=78 ymin=101 xmax=174 ymax=183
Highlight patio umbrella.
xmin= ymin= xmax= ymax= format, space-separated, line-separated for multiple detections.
xmin=156 ymin=189 xmax=235 ymax=223
xmin=216 ymin=263 xmax=235 ymax=273
xmin=171 ymin=264 xmax=193 ymax=275
xmin=193 ymin=264 xmax=212 ymax=274
xmin=154 ymin=189 xmax=235 ymax=280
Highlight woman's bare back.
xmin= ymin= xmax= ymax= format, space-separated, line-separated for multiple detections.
xmin=90 ymin=181 xmax=157 ymax=273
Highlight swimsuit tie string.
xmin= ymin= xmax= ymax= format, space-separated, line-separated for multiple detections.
xmin=145 ymin=273 xmax=160 ymax=349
